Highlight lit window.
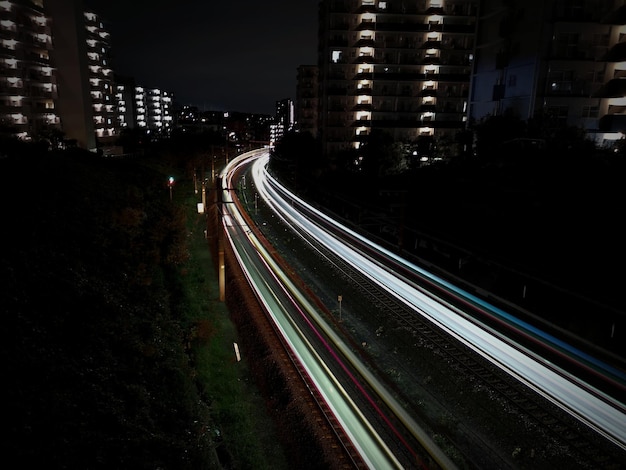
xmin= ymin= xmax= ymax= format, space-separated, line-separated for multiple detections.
xmin=331 ymin=50 xmax=342 ymax=63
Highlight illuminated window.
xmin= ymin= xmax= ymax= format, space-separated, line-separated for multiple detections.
xmin=331 ymin=50 xmax=342 ymax=63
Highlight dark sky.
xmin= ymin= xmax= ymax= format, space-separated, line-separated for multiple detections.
xmin=83 ymin=0 xmax=320 ymax=115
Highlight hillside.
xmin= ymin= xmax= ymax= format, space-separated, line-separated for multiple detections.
xmin=1 ymin=147 xmax=290 ymax=469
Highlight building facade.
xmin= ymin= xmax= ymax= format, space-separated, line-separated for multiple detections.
xmin=84 ymin=8 xmax=117 ymax=143
xmin=270 ymin=98 xmax=294 ymax=145
xmin=0 ymin=0 xmax=59 ymax=142
xmin=470 ymin=0 xmax=626 ymax=148
xmin=133 ymin=86 xmax=174 ymax=137
xmin=318 ymin=0 xmax=478 ymax=160
xmin=295 ymin=64 xmax=319 ymax=137
xmin=0 ymin=0 xmax=174 ymax=152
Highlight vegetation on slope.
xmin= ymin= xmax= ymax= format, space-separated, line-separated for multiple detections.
xmin=2 ymin=143 xmax=287 ymax=469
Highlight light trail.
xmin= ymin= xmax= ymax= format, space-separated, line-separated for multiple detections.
xmin=250 ymin=154 xmax=626 ymax=452
xmin=219 ymin=150 xmax=429 ymax=469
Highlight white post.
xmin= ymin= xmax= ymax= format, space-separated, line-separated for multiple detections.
xmin=338 ymin=295 xmax=343 ymax=321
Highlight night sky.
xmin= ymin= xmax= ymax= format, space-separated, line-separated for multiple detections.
xmin=83 ymin=0 xmax=320 ymax=115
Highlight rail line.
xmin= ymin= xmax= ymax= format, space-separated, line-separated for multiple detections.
xmin=311 ymin=239 xmax=623 ymax=468
xmin=251 ymin=154 xmax=626 ymax=467
xmin=221 ymin=150 xmax=426 ymax=469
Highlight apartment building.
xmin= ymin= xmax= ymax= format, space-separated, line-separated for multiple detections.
xmin=0 ymin=0 xmax=110 ymax=149
xmin=270 ymin=98 xmax=294 ymax=145
xmin=0 ymin=0 xmax=59 ymax=142
xmin=133 ymin=86 xmax=174 ymax=137
xmin=114 ymin=74 xmax=135 ymax=132
xmin=314 ymin=0 xmax=626 ymax=160
xmin=84 ymin=7 xmax=117 ymax=143
xmin=0 ymin=0 xmax=174 ymax=152
xmin=318 ymin=0 xmax=478 ymax=160
xmin=44 ymin=0 xmax=99 ymax=150
xmin=471 ymin=0 xmax=626 ymax=147
xmin=295 ymin=64 xmax=319 ymax=137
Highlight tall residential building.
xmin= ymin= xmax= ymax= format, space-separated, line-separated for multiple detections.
xmin=0 ymin=0 xmax=59 ymax=141
xmin=45 ymin=0 xmax=97 ymax=149
xmin=132 ymin=86 xmax=174 ymax=137
xmin=270 ymin=98 xmax=294 ymax=145
xmin=295 ymin=64 xmax=319 ymax=137
xmin=114 ymin=74 xmax=135 ymax=132
xmin=83 ymin=8 xmax=117 ymax=143
xmin=471 ymin=0 xmax=626 ymax=147
xmin=318 ymin=0 xmax=478 ymax=159
xmin=1 ymin=0 xmax=174 ymax=151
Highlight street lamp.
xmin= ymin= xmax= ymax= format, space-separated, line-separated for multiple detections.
xmin=168 ymin=176 xmax=175 ymax=201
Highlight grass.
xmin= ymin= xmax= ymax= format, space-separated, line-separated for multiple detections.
xmin=177 ymin=182 xmax=289 ymax=470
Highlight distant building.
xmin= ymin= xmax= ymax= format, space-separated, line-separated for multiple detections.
xmin=0 ymin=0 xmax=60 ymax=142
xmin=313 ymin=0 xmax=626 ymax=160
xmin=133 ymin=86 xmax=174 ymax=137
xmin=114 ymin=75 xmax=136 ymax=132
xmin=226 ymin=111 xmax=272 ymax=147
xmin=0 ymin=0 xmax=174 ymax=152
xmin=270 ymin=98 xmax=294 ymax=145
xmin=317 ymin=0 xmax=477 ymax=160
xmin=471 ymin=0 xmax=626 ymax=148
xmin=295 ymin=65 xmax=319 ymax=137
xmin=83 ymin=8 xmax=118 ymax=145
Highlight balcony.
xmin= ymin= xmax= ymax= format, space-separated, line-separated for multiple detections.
xmin=426 ymin=7 xmax=445 ymax=15
xmin=354 ymin=55 xmax=377 ymax=64
xmin=355 ymin=86 xmax=372 ymax=95
xmin=592 ymin=78 xmax=626 ymax=97
xmin=602 ymin=41 xmax=626 ymax=62
xmin=418 ymin=104 xmax=437 ymax=113
xmin=356 ymin=4 xmax=377 ymax=14
xmin=417 ymin=87 xmax=437 ymax=96
xmin=599 ymin=113 xmax=626 ymax=131
xmin=422 ymin=56 xmax=441 ymax=65
xmin=355 ymin=38 xmax=376 ymax=48
xmin=421 ymin=40 xmax=442 ymax=50
xmin=352 ymin=132 xmax=370 ymax=142
xmin=356 ymin=21 xmax=377 ymax=31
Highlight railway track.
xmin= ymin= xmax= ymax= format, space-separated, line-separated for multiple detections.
xmin=294 ymin=225 xmax=626 ymax=469
xmin=221 ymin=217 xmax=368 ymax=469
xmin=236 ymin=156 xmax=625 ymax=468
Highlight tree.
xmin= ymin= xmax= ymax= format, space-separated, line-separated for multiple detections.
xmin=270 ymin=130 xmax=322 ymax=187
xmin=359 ymin=130 xmax=409 ymax=177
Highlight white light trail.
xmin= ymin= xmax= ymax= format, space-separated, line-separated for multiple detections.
xmin=251 ymin=155 xmax=626 ymax=452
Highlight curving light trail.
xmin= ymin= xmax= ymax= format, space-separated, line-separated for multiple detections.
xmin=219 ymin=149 xmax=457 ymax=470
xmin=249 ymin=153 xmax=626 ymax=453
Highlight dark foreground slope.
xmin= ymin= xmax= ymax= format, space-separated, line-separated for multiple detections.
xmin=1 ymin=148 xmax=294 ymax=469
xmin=2 ymin=149 xmax=221 ymax=468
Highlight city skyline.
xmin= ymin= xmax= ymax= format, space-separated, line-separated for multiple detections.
xmin=83 ymin=0 xmax=320 ymax=115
